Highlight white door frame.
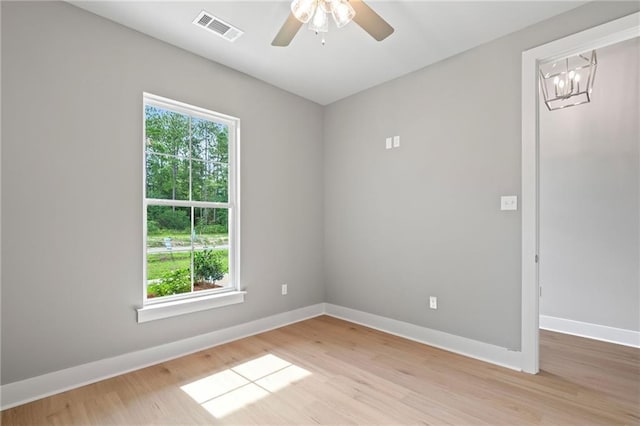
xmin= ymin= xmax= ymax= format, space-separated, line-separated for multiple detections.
xmin=520 ymin=12 xmax=640 ymax=374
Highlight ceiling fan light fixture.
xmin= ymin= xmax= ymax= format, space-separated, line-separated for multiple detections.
xmin=275 ymin=0 xmax=390 ymax=47
xmin=308 ymin=4 xmax=329 ymax=32
xmin=291 ymin=0 xmax=317 ymax=23
xmin=331 ymin=0 xmax=356 ymax=28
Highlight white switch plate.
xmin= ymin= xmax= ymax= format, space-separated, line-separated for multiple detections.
xmin=281 ymin=284 xmax=288 ymax=295
xmin=385 ymin=137 xmax=392 ymax=149
xmin=429 ymin=296 xmax=437 ymax=309
xmin=500 ymin=195 xmax=518 ymax=211
xmin=393 ymin=135 xmax=400 ymax=148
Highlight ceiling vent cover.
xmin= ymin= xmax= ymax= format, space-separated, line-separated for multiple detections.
xmin=193 ymin=11 xmax=243 ymax=42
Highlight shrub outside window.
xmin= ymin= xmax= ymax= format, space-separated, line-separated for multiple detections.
xmin=143 ymin=93 xmax=240 ymax=304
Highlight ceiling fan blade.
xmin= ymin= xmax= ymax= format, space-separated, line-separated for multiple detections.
xmin=350 ymin=0 xmax=394 ymax=42
xmin=272 ymin=12 xmax=303 ymax=47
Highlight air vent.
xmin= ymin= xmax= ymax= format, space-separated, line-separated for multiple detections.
xmin=193 ymin=11 xmax=244 ymax=42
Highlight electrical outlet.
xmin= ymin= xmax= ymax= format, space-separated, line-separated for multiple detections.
xmin=281 ymin=284 xmax=288 ymax=295
xmin=429 ymin=296 xmax=437 ymax=309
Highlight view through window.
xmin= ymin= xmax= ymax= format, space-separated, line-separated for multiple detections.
xmin=143 ymin=93 xmax=239 ymax=302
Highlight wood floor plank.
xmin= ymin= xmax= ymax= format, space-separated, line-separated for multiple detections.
xmin=2 ymin=315 xmax=638 ymax=425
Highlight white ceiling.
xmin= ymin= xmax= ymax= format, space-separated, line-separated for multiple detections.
xmin=69 ymin=1 xmax=585 ymax=105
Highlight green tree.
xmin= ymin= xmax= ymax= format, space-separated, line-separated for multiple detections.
xmin=191 ymin=117 xmax=229 ymax=204
xmin=145 ymin=106 xmax=229 ymax=227
xmin=145 ymin=106 xmax=190 ymax=202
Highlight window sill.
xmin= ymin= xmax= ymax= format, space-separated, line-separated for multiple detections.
xmin=137 ymin=291 xmax=246 ymax=323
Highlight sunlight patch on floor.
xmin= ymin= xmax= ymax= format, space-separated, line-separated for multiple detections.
xmin=180 ymin=354 xmax=311 ymax=418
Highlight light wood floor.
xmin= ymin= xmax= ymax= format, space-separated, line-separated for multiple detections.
xmin=2 ymin=315 xmax=639 ymax=425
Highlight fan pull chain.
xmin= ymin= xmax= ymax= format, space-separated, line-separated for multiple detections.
xmin=314 ymin=30 xmax=326 ymax=46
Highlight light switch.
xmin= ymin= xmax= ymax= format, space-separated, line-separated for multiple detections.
xmin=385 ymin=137 xmax=392 ymax=149
xmin=500 ymin=195 xmax=518 ymax=211
xmin=393 ymin=136 xmax=400 ymax=148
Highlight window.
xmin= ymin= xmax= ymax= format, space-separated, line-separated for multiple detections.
xmin=138 ymin=93 xmax=242 ymax=322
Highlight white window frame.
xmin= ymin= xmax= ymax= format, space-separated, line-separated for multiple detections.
xmin=137 ymin=93 xmax=243 ymax=323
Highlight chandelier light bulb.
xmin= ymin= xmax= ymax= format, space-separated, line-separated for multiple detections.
xmin=540 ymin=50 xmax=597 ymax=110
xmin=291 ymin=0 xmax=317 ymax=23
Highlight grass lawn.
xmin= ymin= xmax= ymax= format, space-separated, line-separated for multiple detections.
xmin=147 ymin=232 xmax=229 ymax=248
xmin=147 ymin=252 xmax=190 ymax=280
xmin=146 ymin=249 xmax=230 ymax=281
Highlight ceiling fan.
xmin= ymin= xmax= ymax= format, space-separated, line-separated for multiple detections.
xmin=272 ymin=0 xmax=394 ymax=47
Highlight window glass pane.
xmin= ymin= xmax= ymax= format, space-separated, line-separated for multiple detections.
xmin=192 ymin=160 xmax=228 ymax=203
xmin=193 ymin=207 xmax=230 ymax=292
xmin=143 ymin=95 xmax=238 ymax=305
xmin=146 ymin=206 xmax=193 ymax=298
xmin=145 ymin=153 xmax=190 ymax=201
xmin=145 ymin=106 xmax=190 ymax=157
xmin=191 ymin=117 xmax=229 ymax=163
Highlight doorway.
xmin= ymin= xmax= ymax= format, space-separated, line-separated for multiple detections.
xmin=538 ymin=37 xmax=639 ymax=345
xmin=520 ymin=12 xmax=640 ymax=374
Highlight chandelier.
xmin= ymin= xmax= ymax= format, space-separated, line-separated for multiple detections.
xmin=539 ymin=50 xmax=598 ymax=111
xmin=290 ymin=0 xmax=356 ymax=44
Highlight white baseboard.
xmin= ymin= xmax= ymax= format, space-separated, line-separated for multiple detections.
xmin=540 ymin=315 xmax=640 ymax=348
xmin=1 ymin=302 xmax=526 ymax=411
xmin=324 ymin=304 xmax=522 ymax=371
xmin=0 ymin=303 xmax=325 ymax=411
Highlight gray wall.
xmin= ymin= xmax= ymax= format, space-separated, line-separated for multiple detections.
xmin=323 ymin=2 xmax=639 ymax=351
xmin=1 ymin=1 xmax=324 ymax=385
xmin=539 ymin=38 xmax=639 ymax=331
